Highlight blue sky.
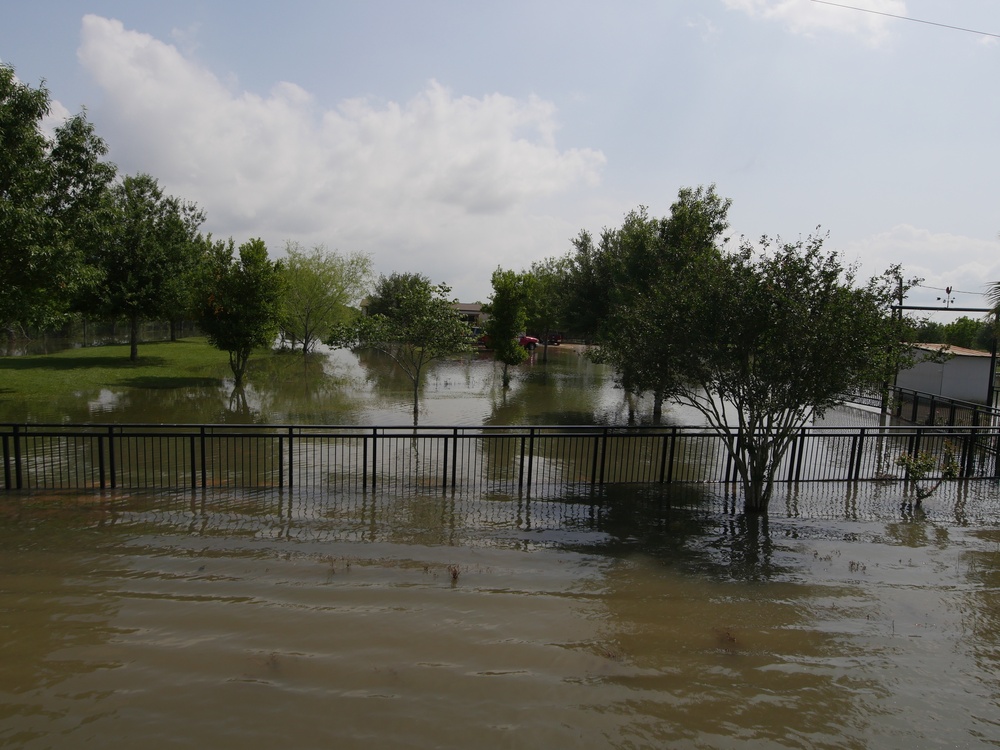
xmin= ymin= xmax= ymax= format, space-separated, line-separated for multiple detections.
xmin=2 ymin=1 xmax=998 ymax=315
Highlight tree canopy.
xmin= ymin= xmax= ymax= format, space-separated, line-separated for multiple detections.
xmin=78 ymin=173 xmax=204 ymax=360
xmin=0 ymin=65 xmax=117 ymax=338
xmin=196 ymin=237 xmax=285 ymax=387
xmin=280 ymin=242 xmax=373 ymax=355
xmin=525 ymin=255 xmax=571 ymax=362
xmin=483 ymin=268 xmax=533 ymax=388
xmin=572 ymin=187 xmax=907 ymax=512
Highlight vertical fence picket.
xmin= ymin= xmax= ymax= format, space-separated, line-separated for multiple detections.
xmin=2 ymin=434 xmax=9 ymax=490
xmin=13 ymin=425 xmax=23 ymax=490
xmin=371 ymin=427 xmax=378 ymax=492
xmin=526 ymin=428 xmax=535 ymax=492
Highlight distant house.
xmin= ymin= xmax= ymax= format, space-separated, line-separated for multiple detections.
xmin=896 ymin=343 xmax=994 ymax=404
xmin=453 ymin=302 xmax=486 ymax=327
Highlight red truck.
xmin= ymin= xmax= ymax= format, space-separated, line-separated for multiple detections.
xmin=518 ymin=335 xmax=539 ymax=350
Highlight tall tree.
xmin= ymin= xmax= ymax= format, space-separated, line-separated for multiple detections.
xmin=81 ymin=173 xmax=204 ymax=360
xmin=196 ymin=237 xmax=285 ymax=387
xmin=632 ymin=231 xmax=906 ymax=512
xmin=587 ymin=186 xmax=731 ymax=421
xmin=327 ymin=272 xmax=472 ymax=423
xmin=483 ymin=268 xmax=533 ymax=388
xmin=525 ymin=255 xmax=571 ymax=362
xmin=280 ymin=242 xmax=373 ymax=355
xmin=574 ymin=186 xmax=908 ymax=512
xmin=0 ymin=65 xmax=116 ymax=340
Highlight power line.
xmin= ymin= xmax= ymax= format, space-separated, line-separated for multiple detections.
xmin=810 ymin=0 xmax=1000 ymax=39
xmin=914 ymin=283 xmax=984 ymax=297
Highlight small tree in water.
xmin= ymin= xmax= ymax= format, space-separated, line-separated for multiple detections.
xmin=196 ymin=237 xmax=285 ymax=388
xmin=896 ymin=442 xmax=960 ymax=503
xmin=483 ymin=268 xmax=533 ymax=389
xmin=327 ymin=273 xmax=472 ymax=424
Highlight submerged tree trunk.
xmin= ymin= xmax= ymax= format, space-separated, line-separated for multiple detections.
xmin=230 ymin=347 xmax=251 ymax=387
xmin=737 ymin=433 xmax=793 ymax=514
xmin=652 ymin=392 xmax=664 ymax=424
xmin=412 ymin=374 xmax=421 ymax=425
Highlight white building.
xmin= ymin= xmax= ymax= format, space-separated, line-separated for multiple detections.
xmin=895 ymin=343 xmax=994 ymax=404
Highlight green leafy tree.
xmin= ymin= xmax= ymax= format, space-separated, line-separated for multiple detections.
xmin=525 ymin=255 xmax=571 ymax=362
xmin=646 ymin=232 xmax=905 ymax=513
xmin=588 ymin=187 xmax=732 ymax=421
xmin=327 ymin=272 xmax=472 ymax=423
xmin=483 ymin=268 xmax=533 ymax=388
xmin=911 ymin=319 xmax=945 ymax=344
xmin=0 ymin=65 xmax=116 ymax=340
xmin=942 ymin=316 xmax=988 ymax=350
xmin=576 ymin=186 xmax=907 ymax=513
xmin=280 ymin=242 xmax=373 ymax=355
xmin=196 ymin=237 xmax=285 ymax=387
xmin=80 ymin=173 xmax=204 ymax=360
xmin=563 ymin=229 xmax=611 ymax=342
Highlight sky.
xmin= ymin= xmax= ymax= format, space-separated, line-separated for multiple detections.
xmin=1 ymin=0 xmax=998 ymax=316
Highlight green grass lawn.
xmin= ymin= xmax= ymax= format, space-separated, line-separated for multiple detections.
xmin=0 ymin=338 xmax=233 ymax=401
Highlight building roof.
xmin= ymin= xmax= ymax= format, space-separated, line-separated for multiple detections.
xmin=911 ymin=342 xmax=992 ymax=358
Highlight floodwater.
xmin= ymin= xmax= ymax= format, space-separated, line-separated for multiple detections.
xmin=0 ymin=343 xmax=714 ymax=427
xmin=1 ymin=482 xmax=999 ymax=749
xmin=3 ymin=342 xmax=999 ymax=747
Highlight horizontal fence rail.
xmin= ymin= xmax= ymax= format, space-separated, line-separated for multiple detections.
xmin=889 ymin=386 xmax=1000 ymax=427
xmin=843 ymin=385 xmax=1000 ymax=427
xmin=2 ymin=422 xmax=999 ymax=496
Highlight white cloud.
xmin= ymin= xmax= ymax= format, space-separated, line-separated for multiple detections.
xmin=75 ymin=15 xmax=605 ymax=299
xmin=722 ymin=0 xmax=907 ymax=45
xmin=843 ymin=224 xmax=1000 ymax=312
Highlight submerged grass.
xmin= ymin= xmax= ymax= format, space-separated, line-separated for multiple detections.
xmin=0 ymin=338 xmax=237 ymax=402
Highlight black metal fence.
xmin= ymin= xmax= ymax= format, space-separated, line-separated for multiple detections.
xmin=889 ymin=386 xmax=1000 ymax=427
xmin=3 ymin=422 xmax=999 ymax=496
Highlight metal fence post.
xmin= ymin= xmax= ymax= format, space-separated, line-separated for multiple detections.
xmin=658 ymin=430 xmax=670 ymax=484
xmin=853 ymin=428 xmax=866 ymax=480
xmin=287 ymin=426 xmax=294 ymax=489
xmin=2 ymin=433 xmax=10 ymax=490
xmin=371 ymin=427 xmax=378 ymax=492
xmin=598 ymin=428 xmax=608 ymax=486
xmin=517 ymin=434 xmax=526 ymax=490
xmin=199 ymin=426 xmax=207 ymax=489
xmin=278 ymin=435 xmax=285 ymax=488
xmin=786 ymin=431 xmax=798 ymax=482
xmin=794 ymin=428 xmax=807 ymax=482
xmin=98 ymin=435 xmax=106 ymax=490
xmin=188 ymin=434 xmax=196 ymax=490
xmin=107 ymin=425 xmax=116 ymax=489
xmin=525 ymin=428 xmax=535 ymax=492
xmin=442 ymin=433 xmax=449 ymax=491
xmin=12 ymin=425 xmax=23 ymax=490
xmin=590 ymin=430 xmax=600 ymax=487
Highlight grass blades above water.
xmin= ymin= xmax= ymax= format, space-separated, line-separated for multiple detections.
xmin=0 ymin=338 xmax=234 ymax=402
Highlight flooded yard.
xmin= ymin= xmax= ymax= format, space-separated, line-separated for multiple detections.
xmin=2 ymin=481 xmax=999 ymax=748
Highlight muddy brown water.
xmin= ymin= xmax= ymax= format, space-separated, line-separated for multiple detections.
xmin=2 ymin=482 xmax=999 ymax=749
